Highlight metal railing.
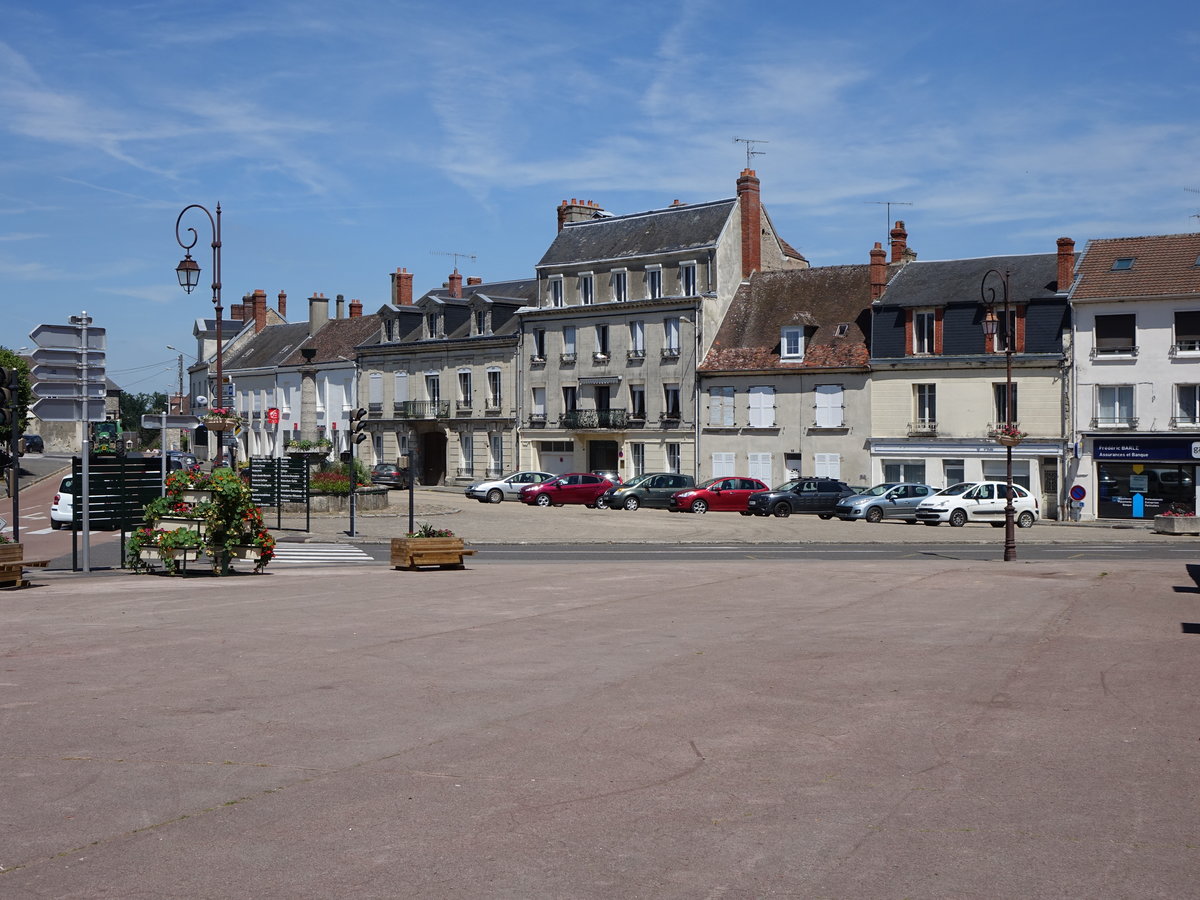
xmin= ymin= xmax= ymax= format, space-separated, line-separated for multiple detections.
xmin=1090 ymin=416 xmax=1139 ymax=428
xmin=907 ymin=419 xmax=938 ymax=436
xmin=560 ymin=409 xmax=629 ymax=429
xmin=393 ymin=400 xmax=450 ymax=419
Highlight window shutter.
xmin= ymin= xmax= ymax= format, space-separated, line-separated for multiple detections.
xmin=711 ymin=452 xmax=735 ymax=477
xmin=748 ymin=386 xmax=775 ymax=427
xmin=748 ymin=453 xmax=772 ymax=481
xmin=369 ymin=373 xmax=383 ymax=404
xmin=814 ymin=385 xmax=843 ymax=427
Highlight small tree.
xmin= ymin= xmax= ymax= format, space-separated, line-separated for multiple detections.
xmin=0 ymin=347 xmax=33 ymax=444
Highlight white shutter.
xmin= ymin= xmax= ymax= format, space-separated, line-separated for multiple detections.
xmin=394 ymin=372 xmax=408 ymax=402
xmin=815 ymin=384 xmax=843 ymax=427
xmin=711 ymin=452 xmax=735 ymax=477
xmin=369 ymin=373 xmax=383 ymax=404
xmin=748 ymin=386 xmax=775 ymax=427
xmin=709 ymin=387 xmax=734 ymax=426
xmin=814 ymin=453 xmax=841 ymax=479
xmin=748 ymin=453 xmax=772 ymax=482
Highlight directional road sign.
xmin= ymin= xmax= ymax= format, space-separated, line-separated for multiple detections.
xmin=29 ymin=323 xmax=107 ymax=351
xmin=32 ymin=363 xmax=107 ymax=384
xmin=33 ymin=381 xmax=106 ymax=400
xmin=31 ymin=397 xmax=106 ymax=422
xmin=141 ymin=414 xmax=202 ymax=429
xmin=31 ymin=347 xmax=107 ymax=367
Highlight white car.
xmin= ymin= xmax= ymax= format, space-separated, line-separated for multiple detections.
xmin=915 ymin=481 xmax=1039 ymax=528
xmin=50 ymin=475 xmax=75 ymax=529
xmin=465 ymin=471 xmax=553 ymax=504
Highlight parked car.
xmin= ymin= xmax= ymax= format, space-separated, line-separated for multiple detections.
xmin=22 ymin=434 xmax=44 ymax=453
xmin=601 ymin=472 xmax=695 ymax=511
xmin=591 ymin=469 xmax=623 ymax=486
xmin=465 ymin=470 xmax=553 ymax=503
xmin=668 ymin=477 xmax=770 ymax=514
xmin=835 ymin=482 xmax=938 ymax=523
xmin=370 ymin=462 xmax=410 ymax=490
xmin=915 ymin=481 xmax=1040 ymax=527
xmin=520 ymin=472 xmax=615 ymax=508
xmin=166 ymin=450 xmax=199 ymax=472
xmin=746 ymin=477 xmax=857 ymax=518
xmin=50 ymin=475 xmax=74 ymax=529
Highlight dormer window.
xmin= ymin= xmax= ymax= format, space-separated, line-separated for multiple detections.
xmin=781 ymin=326 xmax=805 ymax=360
xmin=549 ymin=275 xmax=564 ymax=307
xmin=645 ymin=265 xmax=662 ymax=300
xmin=680 ymin=261 xmax=697 ymax=297
xmin=474 ymin=309 xmax=488 ymax=335
xmin=611 ymin=269 xmax=628 ymax=302
xmin=579 ymin=272 xmax=594 ymax=305
xmin=426 ymin=312 xmax=441 ymax=339
xmin=912 ymin=308 xmax=936 ymax=354
xmin=1111 ymin=257 xmax=1135 ymax=271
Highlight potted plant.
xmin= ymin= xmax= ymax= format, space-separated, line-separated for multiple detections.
xmin=993 ymin=423 xmax=1027 ymax=447
xmin=127 ymin=526 xmax=203 ymax=575
xmin=143 ymin=495 xmax=210 ymax=537
xmin=231 ymin=525 xmax=277 ymax=573
xmin=167 ymin=468 xmax=212 ymax=504
xmin=202 ymin=407 xmax=241 ymax=432
xmin=390 ymin=522 xmax=474 ymax=570
xmin=1153 ymin=508 xmax=1200 ymax=535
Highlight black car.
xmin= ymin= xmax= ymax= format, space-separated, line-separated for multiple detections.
xmin=745 ymin=477 xmax=856 ymax=518
xmin=22 ymin=434 xmax=44 ymax=453
xmin=370 ymin=463 xmax=410 ymax=490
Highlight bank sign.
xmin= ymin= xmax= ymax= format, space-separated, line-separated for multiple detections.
xmin=1093 ymin=438 xmax=1200 ymax=461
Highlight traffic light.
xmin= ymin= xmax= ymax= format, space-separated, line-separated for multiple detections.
xmin=351 ymin=407 xmax=368 ymax=445
xmin=0 ymin=367 xmax=14 ymax=429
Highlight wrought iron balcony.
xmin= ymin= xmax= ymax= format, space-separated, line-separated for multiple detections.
xmin=661 ymin=348 xmax=681 ymax=360
xmin=986 ymin=422 xmax=1021 ymax=437
xmin=1090 ymin=416 xmax=1138 ymax=429
xmin=394 ymin=400 xmax=450 ymax=419
xmin=1170 ymin=416 xmax=1200 ymax=428
xmin=1090 ymin=345 xmax=1139 ymax=359
xmin=907 ymin=419 xmax=938 ymax=436
xmin=560 ymin=409 xmax=629 ymax=429
xmin=527 ymin=414 xmax=547 ymax=428
xmin=627 ymin=349 xmax=645 ymax=361
xmin=559 ymin=352 xmax=576 ymax=364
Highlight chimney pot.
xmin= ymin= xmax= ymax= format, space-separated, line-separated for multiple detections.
xmin=1056 ymin=237 xmax=1076 ymax=293
xmin=277 ymin=290 xmax=287 ymax=318
xmin=392 ymin=267 xmax=414 ymax=306
xmin=870 ymin=242 xmax=887 ymax=300
xmin=889 ymin=220 xmax=908 ymax=264
xmin=448 ymin=269 xmax=463 ymax=299
xmin=308 ymin=292 xmax=329 ymax=336
xmin=336 ymin=293 xmax=345 ymax=319
xmin=253 ymin=288 xmax=267 ymax=333
xmin=349 ymin=298 xmax=363 ymax=318
xmin=737 ymin=168 xmax=762 ymax=278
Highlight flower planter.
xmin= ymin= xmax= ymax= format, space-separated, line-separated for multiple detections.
xmin=995 ymin=434 xmax=1023 ymax=447
xmin=139 ymin=548 xmax=201 ymax=562
xmin=181 ymin=489 xmax=213 ymax=504
xmin=1153 ymin=515 xmax=1200 ymax=535
xmin=231 ymin=545 xmax=262 ymax=560
xmin=203 ymin=417 xmax=239 ymax=432
xmin=156 ymin=517 xmax=206 ymax=537
xmin=390 ymin=537 xmax=475 ymax=570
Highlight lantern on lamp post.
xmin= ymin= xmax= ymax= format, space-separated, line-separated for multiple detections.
xmin=981 ymin=267 xmax=1017 ymax=562
xmin=175 ymin=203 xmax=225 ymax=468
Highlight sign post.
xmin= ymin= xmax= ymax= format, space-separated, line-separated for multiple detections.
xmin=30 ymin=313 xmax=107 ymax=572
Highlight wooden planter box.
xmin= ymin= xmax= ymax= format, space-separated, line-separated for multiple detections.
xmin=231 ymin=545 xmax=262 ymax=560
xmin=391 ymin=537 xmax=476 ymax=570
xmin=156 ymin=517 xmax=206 ymax=537
xmin=1153 ymin=515 xmax=1200 ymax=535
xmin=0 ymin=543 xmax=51 ymax=589
xmin=139 ymin=548 xmax=201 ymax=563
xmin=181 ymin=489 xmax=213 ymax=504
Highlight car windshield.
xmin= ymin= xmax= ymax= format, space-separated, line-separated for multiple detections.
xmin=621 ymin=474 xmax=653 ymax=488
xmin=859 ymin=483 xmax=899 ymax=497
xmin=696 ymin=478 xmax=723 ymax=490
xmin=937 ymin=482 xmax=973 ymax=497
xmin=772 ymin=480 xmax=800 ymax=492
xmin=60 ymin=477 xmax=74 ymax=493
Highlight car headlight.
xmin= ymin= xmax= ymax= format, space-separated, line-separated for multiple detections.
xmin=677 ymin=491 xmax=695 ymax=499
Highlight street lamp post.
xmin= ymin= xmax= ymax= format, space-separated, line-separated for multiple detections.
xmin=174 ymin=203 xmax=224 ymax=467
xmin=981 ymin=267 xmax=1017 ymax=562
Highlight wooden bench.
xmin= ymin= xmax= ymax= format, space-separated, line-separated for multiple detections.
xmin=0 ymin=544 xmax=52 ymax=589
xmin=390 ymin=537 xmax=476 ymax=570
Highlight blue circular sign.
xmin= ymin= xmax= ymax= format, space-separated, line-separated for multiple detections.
xmin=1069 ymin=485 xmax=1087 ymax=501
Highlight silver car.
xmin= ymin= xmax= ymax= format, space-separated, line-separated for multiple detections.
xmin=465 ymin=471 xmax=553 ymax=504
xmin=835 ymin=482 xmax=937 ymax=524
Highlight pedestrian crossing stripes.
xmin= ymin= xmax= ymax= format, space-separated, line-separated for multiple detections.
xmin=270 ymin=542 xmax=377 ymax=566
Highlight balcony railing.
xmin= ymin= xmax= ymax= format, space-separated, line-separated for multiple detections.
xmin=986 ymin=422 xmax=1021 ymax=437
xmin=560 ymin=352 xmax=576 ymax=364
xmin=527 ymin=414 xmax=547 ymax=428
xmin=592 ymin=352 xmax=610 ymax=364
xmin=1091 ymin=345 xmax=1139 ymax=359
xmin=1170 ymin=416 xmax=1200 ymax=428
xmin=530 ymin=354 xmax=546 ymax=366
xmin=394 ymin=400 xmax=450 ymax=419
xmin=627 ymin=349 xmax=645 ymax=361
xmin=560 ymin=409 xmax=629 ymax=429
xmin=661 ymin=348 xmax=681 ymax=360
xmin=455 ymin=466 xmax=475 ymax=477
xmin=1090 ymin=416 xmax=1139 ymax=429
xmin=455 ymin=400 xmax=473 ymax=415
xmin=907 ymin=419 xmax=938 ymax=436
xmin=1170 ymin=341 xmax=1200 ymax=357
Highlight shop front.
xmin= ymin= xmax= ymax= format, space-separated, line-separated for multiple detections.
xmin=1085 ymin=436 xmax=1200 ymax=519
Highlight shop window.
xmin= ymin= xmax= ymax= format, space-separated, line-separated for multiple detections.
xmin=883 ymin=460 xmax=926 ymax=483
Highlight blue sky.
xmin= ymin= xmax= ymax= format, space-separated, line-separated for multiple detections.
xmin=2 ymin=0 xmax=1198 ymax=393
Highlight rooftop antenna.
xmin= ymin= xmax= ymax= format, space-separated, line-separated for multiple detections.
xmin=431 ymin=250 xmax=477 ymax=270
xmin=733 ymin=136 xmax=768 ymax=169
xmin=865 ymin=200 xmax=913 ymax=243
xmin=1187 ymin=188 xmax=1200 ymax=225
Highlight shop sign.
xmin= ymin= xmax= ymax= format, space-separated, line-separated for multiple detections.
xmin=1093 ymin=438 xmax=1200 ymax=461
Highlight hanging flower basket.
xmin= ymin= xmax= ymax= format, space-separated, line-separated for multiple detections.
xmin=996 ymin=433 xmax=1023 ymax=447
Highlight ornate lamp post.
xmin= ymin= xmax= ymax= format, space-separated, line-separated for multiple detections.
xmin=175 ymin=204 xmax=224 ymax=467
xmin=981 ymin=267 xmax=1016 ymax=561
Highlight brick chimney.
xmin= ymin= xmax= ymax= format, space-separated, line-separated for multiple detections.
xmin=277 ymin=290 xmax=287 ymax=319
xmin=448 ymin=269 xmax=463 ymax=299
xmin=391 ymin=267 xmax=413 ymax=306
xmin=467 ymin=276 xmax=483 ymax=286
xmin=349 ymin=298 xmax=362 ymax=318
xmin=737 ymin=168 xmax=762 ymax=278
xmin=230 ymin=302 xmax=244 ymax=321
xmin=889 ymin=221 xmax=908 ymax=264
xmin=252 ymin=288 xmax=268 ymax=333
xmin=308 ymin=292 xmax=329 ymax=336
xmin=557 ymin=198 xmax=607 ymax=231
xmin=869 ymin=242 xmax=888 ymax=300
xmin=1057 ymin=237 xmax=1076 ymax=293
xmin=335 ymin=293 xmax=345 ymax=319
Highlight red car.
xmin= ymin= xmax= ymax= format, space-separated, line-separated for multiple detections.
xmin=668 ymin=476 xmax=769 ymax=514
xmin=520 ymin=472 xmax=614 ymax=508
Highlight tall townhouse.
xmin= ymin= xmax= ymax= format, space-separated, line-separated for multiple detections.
xmin=697 ymin=258 xmax=877 ymax=488
xmin=1067 ymin=232 xmax=1200 ymax=520
xmin=869 ymin=238 xmax=1075 ymax=518
xmin=519 ymin=169 xmax=807 ymax=480
xmin=356 ymin=268 xmax=537 ymax=486
xmin=220 ymin=292 xmax=376 ymax=462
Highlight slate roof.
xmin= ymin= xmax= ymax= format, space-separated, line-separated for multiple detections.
xmin=700 ymin=265 xmax=873 ymax=371
xmin=537 ymin=200 xmax=737 ymax=268
xmin=878 ymin=253 xmax=1064 ymax=307
xmin=426 ymin=277 xmax=539 ymax=304
xmin=1070 ymin=233 xmax=1200 ymax=300
xmin=223 ymin=315 xmax=381 ymax=370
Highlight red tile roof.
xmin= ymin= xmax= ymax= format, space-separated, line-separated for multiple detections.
xmin=1071 ymin=233 xmax=1200 ymax=299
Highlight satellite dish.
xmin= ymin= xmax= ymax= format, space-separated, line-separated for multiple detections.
xmin=194 ymin=395 xmax=208 ymax=407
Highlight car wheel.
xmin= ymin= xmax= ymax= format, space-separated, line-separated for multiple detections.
xmin=949 ymin=509 xmax=968 ymax=527
xmin=51 ymin=519 xmax=63 ymax=530
xmin=594 ymin=496 xmax=608 ymax=510
xmin=772 ymin=502 xmax=790 ymax=518
xmin=818 ymin=513 xmax=834 ymax=520
xmin=487 ymin=489 xmax=503 ymax=504
xmin=691 ymin=499 xmax=708 ymax=514
xmin=923 ymin=521 xmax=940 ymax=527
xmin=624 ymin=496 xmax=640 ymax=511
xmin=1017 ymin=511 xmax=1035 ymax=528
xmin=864 ymin=506 xmax=884 ymax=524
xmin=739 ymin=511 xmax=752 ymax=516
xmin=535 ymin=494 xmax=552 ymax=507
xmin=990 ymin=522 xmax=1004 ymax=528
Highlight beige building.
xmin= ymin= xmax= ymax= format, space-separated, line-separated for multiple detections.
xmin=518 ymin=170 xmax=808 ymax=479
